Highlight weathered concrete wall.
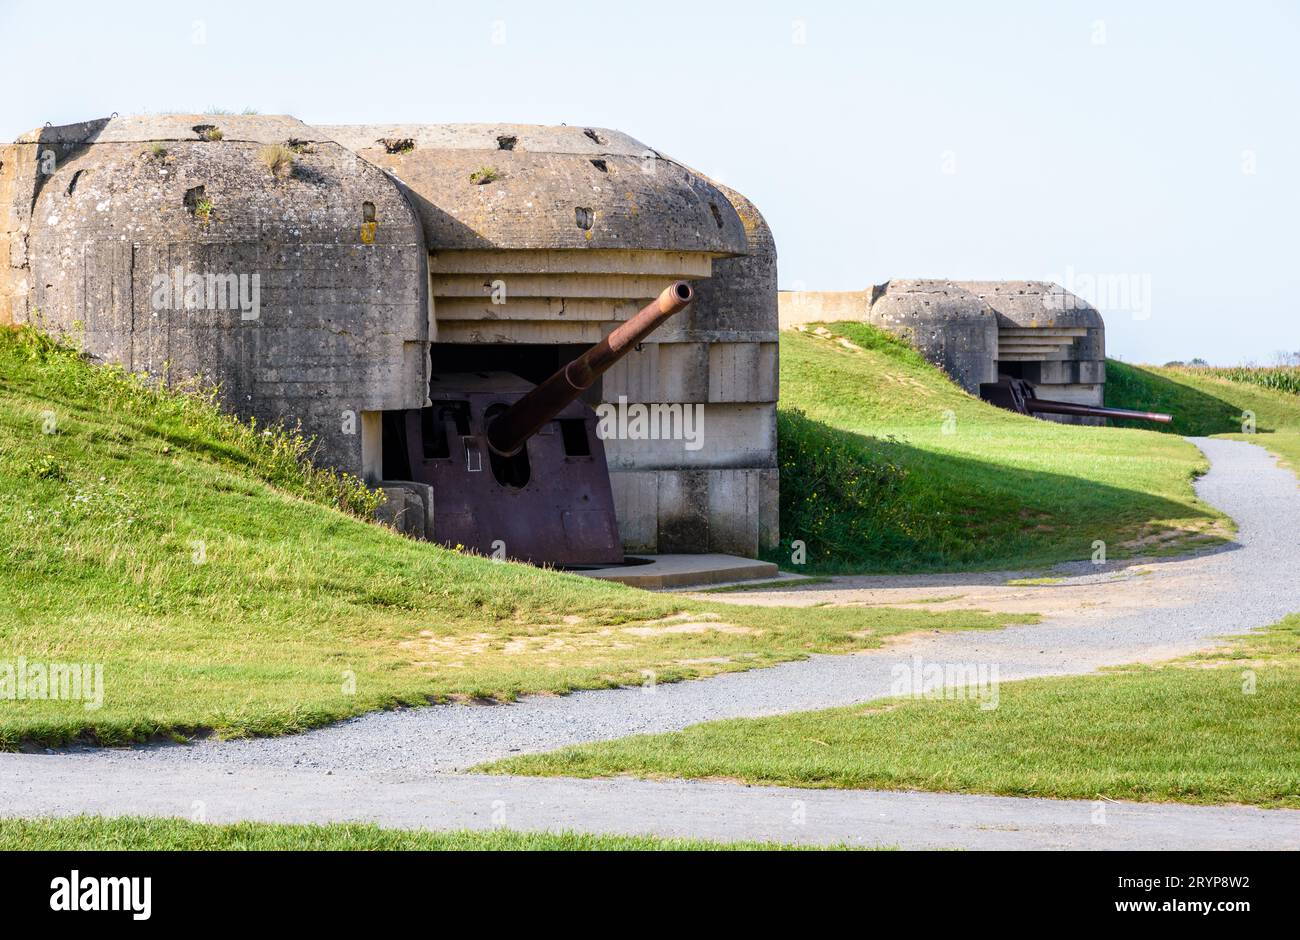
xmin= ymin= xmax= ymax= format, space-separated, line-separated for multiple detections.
xmin=375 ymin=481 xmax=435 ymax=539
xmin=864 ymin=280 xmax=999 ymax=393
xmin=778 ymin=282 xmax=999 ymax=393
xmin=611 ymin=467 xmax=778 ymax=556
xmin=777 ymin=290 xmax=870 ymax=328
xmin=20 ymin=116 xmax=429 ymax=474
xmin=631 ymin=175 xmax=780 ymax=554
xmin=0 ymin=142 xmax=39 ymax=326
xmin=317 ymin=124 xmax=746 ymax=254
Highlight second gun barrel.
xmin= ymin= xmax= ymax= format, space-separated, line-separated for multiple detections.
xmin=1025 ymin=398 xmax=1173 ymax=423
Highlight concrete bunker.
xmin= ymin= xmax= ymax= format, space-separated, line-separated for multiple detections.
xmin=3 ymin=116 xmax=780 ymax=566
xmin=778 ymin=279 xmax=1114 ymax=425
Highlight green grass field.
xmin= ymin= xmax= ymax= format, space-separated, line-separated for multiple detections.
xmin=0 ymin=816 xmax=855 ymax=851
xmin=0 ymin=326 xmax=1026 ymax=748
xmin=8 ymin=321 xmax=1293 ymax=755
xmin=1163 ymin=365 xmax=1300 ymax=396
xmin=483 ymin=615 xmax=1300 ymax=809
xmin=770 ymin=324 xmax=1229 ymax=573
xmin=1107 ymin=360 xmax=1300 ymax=475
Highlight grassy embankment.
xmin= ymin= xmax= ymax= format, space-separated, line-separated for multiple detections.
xmin=483 ymin=614 xmax=1300 ymax=809
xmin=1106 ymin=360 xmax=1300 ymax=474
xmin=770 ymin=324 xmax=1230 ymax=573
xmin=0 ymin=326 xmax=1025 ymax=748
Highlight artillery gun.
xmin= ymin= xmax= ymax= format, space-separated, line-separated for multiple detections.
xmin=980 ymin=376 xmax=1172 ymax=425
xmin=388 ymin=282 xmax=696 ymax=568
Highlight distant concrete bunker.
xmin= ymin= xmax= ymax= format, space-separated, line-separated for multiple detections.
xmin=1 ymin=116 xmax=778 ymax=564
xmin=779 ymin=279 xmax=1109 ymax=423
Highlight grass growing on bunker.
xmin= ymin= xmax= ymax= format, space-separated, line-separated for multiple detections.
xmin=0 ymin=326 xmax=1027 ymax=749
xmin=258 ymin=143 xmax=295 ymax=180
xmin=482 ymin=615 xmax=1300 ymax=809
xmin=0 ymin=816 xmax=867 ymax=851
xmin=770 ymin=324 xmax=1231 ymax=573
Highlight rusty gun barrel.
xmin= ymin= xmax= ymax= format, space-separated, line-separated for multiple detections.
xmin=486 ymin=281 xmax=696 ymax=456
xmin=1024 ymin=399 xmax=1173 ymax=424
xmin=981 ymin=377 xmax=1173 ymax=424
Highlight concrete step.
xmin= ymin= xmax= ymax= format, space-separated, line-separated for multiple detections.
xmin=578 ymin=553 xmax=779 ymax=589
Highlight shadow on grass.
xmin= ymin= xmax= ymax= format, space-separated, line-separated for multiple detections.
xmin=767 ymin=408 xmax=1229 ymax=575
xmin=1105 ymin=362 xmax=1254 ymax=436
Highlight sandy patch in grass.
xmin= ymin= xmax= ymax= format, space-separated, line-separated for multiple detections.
xmin=395 ymin=611 xmax=759 ymax=669
xmin=1120 ymin=518 xmax=1233 ymax=552
xmin=621 ymin=612 xmax=759 ymax=637
xmin=684 ymin=555 xmax=1234 ymax=625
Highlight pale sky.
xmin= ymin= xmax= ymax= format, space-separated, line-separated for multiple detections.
xmin=4 ymin=0 xmax=1296 ymax=364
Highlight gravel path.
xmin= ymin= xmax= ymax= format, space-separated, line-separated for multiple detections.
xmin=3 ymin=756 xmax=1296 ymax=850
xmin=3 ymin=437 xmax=1298 ymax=848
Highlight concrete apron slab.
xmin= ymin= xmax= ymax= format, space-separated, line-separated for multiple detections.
xmin=577 ymin=553 xmax=778 ymax=588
